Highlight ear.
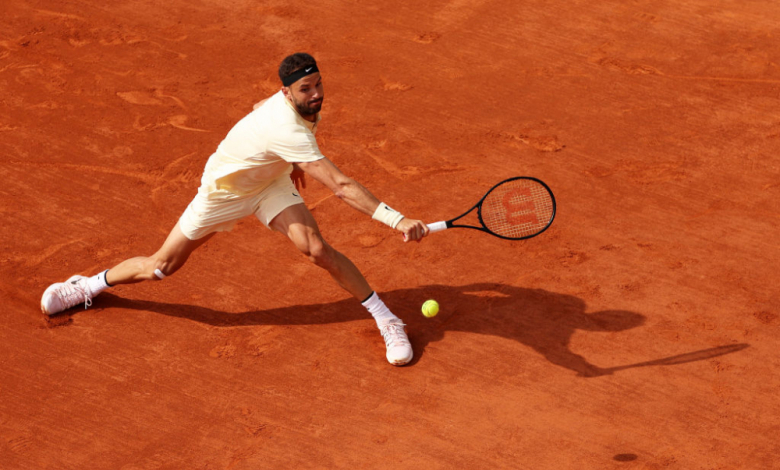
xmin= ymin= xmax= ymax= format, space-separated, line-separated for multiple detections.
xmin=281 ymin=86 xmax=291 ymax=99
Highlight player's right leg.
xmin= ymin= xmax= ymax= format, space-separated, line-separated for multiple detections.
xmin=105 ymin=221 xmax=214 ymax=285
xmin=40 ymin=222 xmax=214 ymax=315
xmin=41 ymin=178 xmax=252 ymax=316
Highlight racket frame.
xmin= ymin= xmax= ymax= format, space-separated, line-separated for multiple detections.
xmin=431 ymin=176 xmax=556 ymax=240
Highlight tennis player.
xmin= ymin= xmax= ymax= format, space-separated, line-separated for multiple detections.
xmin=41 ymin=52 xmax=428 ymax=366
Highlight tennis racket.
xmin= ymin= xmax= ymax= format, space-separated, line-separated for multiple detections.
xmin=427 ymin=176 xmax=556 ymax=240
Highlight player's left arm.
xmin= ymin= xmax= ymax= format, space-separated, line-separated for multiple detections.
xmin=290 ymin=163 xmax=306 ymax=191
xmin=296 ymin=157 xmax=428 ymax=241
xmin=252 ymin=98 xmax=270 ymax=110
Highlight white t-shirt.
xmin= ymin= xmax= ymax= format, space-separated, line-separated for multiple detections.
xmin=199 ymin=91 xmax=324 ymax=198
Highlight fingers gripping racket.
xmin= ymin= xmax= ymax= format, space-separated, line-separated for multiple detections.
xmin=428 ymin=177 xmax=556 ymax=240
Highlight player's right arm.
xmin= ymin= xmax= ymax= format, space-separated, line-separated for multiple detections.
xmin=297 ymin=157 xmax=379 ymax=215
xmin=297 ymin=157 xmax=428 ymax=241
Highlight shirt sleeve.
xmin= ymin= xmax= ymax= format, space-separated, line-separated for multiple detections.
xmin=268 ymin=123 xmax=325 ymax=163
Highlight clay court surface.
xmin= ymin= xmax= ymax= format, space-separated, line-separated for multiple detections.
xmin=2 ymin=0 xmax=780 ymax=468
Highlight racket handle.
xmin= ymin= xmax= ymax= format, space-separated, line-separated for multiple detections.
xmin=427 ymin=221 xmax=448 ymax=233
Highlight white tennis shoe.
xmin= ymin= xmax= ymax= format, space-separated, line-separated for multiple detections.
xmin=41 ymin=275 xmax=93 ymax=315
xmin=379 ymin=321 xmax=413 ymax=366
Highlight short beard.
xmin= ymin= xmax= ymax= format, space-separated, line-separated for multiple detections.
xmin=291 ymin=95 xmax=322 ymax=116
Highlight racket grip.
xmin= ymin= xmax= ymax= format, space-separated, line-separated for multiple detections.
xmin=427 ymin=221 xmax=448 ymax=233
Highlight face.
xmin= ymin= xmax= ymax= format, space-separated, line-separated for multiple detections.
xmin=283 ymin=72 xmax=323 ymax=117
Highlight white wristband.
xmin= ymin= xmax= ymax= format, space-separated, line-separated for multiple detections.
xmin=372 ymin=202 xmax=405 ymax=229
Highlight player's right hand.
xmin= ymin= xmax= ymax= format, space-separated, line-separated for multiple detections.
xmin=397 ymin=218 xmax=429 ymax=242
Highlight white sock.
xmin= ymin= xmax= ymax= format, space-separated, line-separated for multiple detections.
xmin=362 ymin=291 xmax=401 ymax=326
xmin=86 ymin=270 xmax=111 ymax=296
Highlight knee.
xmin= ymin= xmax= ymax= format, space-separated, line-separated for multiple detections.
xmin=300 ymin=235 xmax=335 ymax=270
xmin=146 ymin=256 xmax=181 ymax=280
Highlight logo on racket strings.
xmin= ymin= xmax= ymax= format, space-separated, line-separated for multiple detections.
xmin=502 ymin=188 xmax=539 ymax=225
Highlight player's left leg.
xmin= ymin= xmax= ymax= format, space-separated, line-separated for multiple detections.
xmin=270 ymin=202 xmax=370 ymax=298
xmin=267 ymin=202 xmax=413 ymax=366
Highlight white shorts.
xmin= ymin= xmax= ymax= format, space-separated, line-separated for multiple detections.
xmin=178 ymin=175 xmax=304 ymax=240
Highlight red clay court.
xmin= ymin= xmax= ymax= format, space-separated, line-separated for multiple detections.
xmin=1 ymin=0 xmax=778 ymax=468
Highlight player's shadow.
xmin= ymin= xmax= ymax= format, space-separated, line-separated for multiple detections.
xmin=96 ymin=283 xmax=748 ymax=376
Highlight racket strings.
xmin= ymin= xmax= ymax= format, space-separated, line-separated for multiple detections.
xmin=481 ymin=179 xmax=554 ymax=238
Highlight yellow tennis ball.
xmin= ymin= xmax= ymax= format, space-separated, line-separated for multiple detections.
xmin=422 ymin=299 xmax=439 ymax=318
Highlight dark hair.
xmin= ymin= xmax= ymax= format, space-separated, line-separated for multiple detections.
xmin=278 ymin=53 xmax=317 ymax=82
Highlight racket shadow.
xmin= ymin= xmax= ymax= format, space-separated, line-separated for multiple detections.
xmin=94 ymin=284 xmax=747 ymax=376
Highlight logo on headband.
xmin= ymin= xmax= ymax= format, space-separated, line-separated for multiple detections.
xmin=282 ymin=65 xmax=320 ymax=86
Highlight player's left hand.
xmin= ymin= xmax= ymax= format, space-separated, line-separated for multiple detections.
xmin=397 ymin=218 xmax=429 ymax=242
xmin=291 ymin=164 xmax=306 ymax=191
